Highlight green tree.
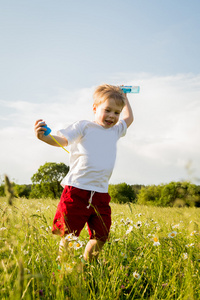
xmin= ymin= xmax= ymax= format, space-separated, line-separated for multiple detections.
xmin=137 ymin=181 xmax=200 ymax=207
xmin=13 ymin=184 xmax=31 ymax=198
xmin=108 ymin=183 xmax=136 ymax=204
xmin=30 ymin=162 xmax=69 ymax=199
xmin=137 ymin=185 xmax=162 ymax=206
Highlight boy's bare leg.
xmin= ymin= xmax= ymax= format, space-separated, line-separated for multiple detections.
xmin=83 ymin=239 xmax=105 ymax=262
xmin=58 ymin=237 xmax=71 ymax=262
xmin=57 ymin=238 xmax=65 ymax=262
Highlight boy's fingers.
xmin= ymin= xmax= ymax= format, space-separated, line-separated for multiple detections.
xmin=35 ymin=119 xmax=41 ymax=125
xmin=35 ymin=119 xmax=44 ymax=126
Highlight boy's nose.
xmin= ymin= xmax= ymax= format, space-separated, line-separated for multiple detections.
xmin=109 ymin=112 xmax=115 ymax=118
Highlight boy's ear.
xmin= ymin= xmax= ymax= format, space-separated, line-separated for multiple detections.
xmin=93 ymin=104 xmax=96 ymax=113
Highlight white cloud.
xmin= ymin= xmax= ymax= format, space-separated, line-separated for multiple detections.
xmin=0 ymin=73 xmax=200 ymax=185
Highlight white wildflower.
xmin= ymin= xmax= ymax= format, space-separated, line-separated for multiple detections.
xmin=65 ymin=233 xmax=78 ymax=241
xmin=24 ymin=268 xmax=31 ymax=274
xmin=185 ymin=243 xmax=194 ymax=248
xmin=134 ymin=221 xmax=142 ymax=229
xmin=172 ymin=224 xmax=180 ymax=229
xmin=190 ymin=231 xmax=197 ymax=236
xmin=183 ymin=253 xmax=188 ymax=260
xmin=153 ymin=237 xmax=160 ymax=246
xmin=121 ymin=252 xmax=127 ymax=259
xmin=0 ymin=227 xmax=7 ymax=231
xmin=74 ymin=241 xmax=83 ymax=250
xmin=63 ymin=263 xmax=74 ymax=273
xmin=133 ymin=271 xmax=141 ymax=280
xmin=126 ymin=225 xmax=133 ymax=235
xmin=168 ymin=231 xmax=177 ymax=238
xmin=125 ymin=218 xmax=133 ymax=225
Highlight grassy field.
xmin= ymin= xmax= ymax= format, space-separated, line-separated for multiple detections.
xmin=0 ymin=197 xmax=200 ymax=299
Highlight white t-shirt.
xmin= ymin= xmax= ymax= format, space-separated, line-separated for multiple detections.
xmin=58 ymin=120 xmax=127 ymax=193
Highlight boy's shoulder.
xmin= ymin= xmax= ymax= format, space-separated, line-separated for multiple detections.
xmin=71 ymin=120 xmax=96 ymax=135
xmin=74 ymin=120 xmax=94 ymax=129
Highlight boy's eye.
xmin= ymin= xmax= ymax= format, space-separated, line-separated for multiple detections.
xmin=105 ymin=109 xmax=110 ymax=112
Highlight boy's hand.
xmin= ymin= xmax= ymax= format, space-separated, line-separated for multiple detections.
xmin=34 ymin=119 xmax=47 ymax=140
xmin=123 ymin=92 xmax=128 ymax=99
xmin=34 ymin=119 xmax=68 ymax=147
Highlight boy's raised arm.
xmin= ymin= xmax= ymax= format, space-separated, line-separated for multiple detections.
xmin=34 ymin=119 xmax=68 ymax=147
xmin=122 ymin=94 xmax=134 ymax=128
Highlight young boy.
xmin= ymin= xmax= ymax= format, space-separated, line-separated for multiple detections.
xmin=34 ymin=84 xmax=133 ymax=262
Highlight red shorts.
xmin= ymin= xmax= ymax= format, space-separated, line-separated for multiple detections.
xmin=52 ymin=186 xmax=111 ymax=242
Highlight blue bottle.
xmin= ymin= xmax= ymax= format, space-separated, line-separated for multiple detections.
xmin=43 ymin=124 xmax=52 ymax=136
xmin=120 ymin=86 xmax=140 ymax=93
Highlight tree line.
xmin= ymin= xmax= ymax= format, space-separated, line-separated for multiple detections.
xmin=0 ymin=162 xmax=200 ymax=207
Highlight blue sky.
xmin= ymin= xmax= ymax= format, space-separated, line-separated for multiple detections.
xmin=1 ymin=0 xmax=200 ymax=185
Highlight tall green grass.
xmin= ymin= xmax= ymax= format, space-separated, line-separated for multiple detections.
xmin=0 ymin=197 xmax=200 ymax=299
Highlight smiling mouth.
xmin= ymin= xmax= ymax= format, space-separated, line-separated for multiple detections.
xmin=105 ymin=120 xmax=113 ymax=125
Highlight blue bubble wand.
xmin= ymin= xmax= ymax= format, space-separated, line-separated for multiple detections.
xmin=120 ymin=86 xmax=140 ymax=93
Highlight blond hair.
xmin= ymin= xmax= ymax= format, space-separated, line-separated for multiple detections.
xmin=93 ymin=84 xmax=126 ymax=108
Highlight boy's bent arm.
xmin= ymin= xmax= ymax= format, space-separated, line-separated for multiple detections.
xmin=34 ymin=119 xmax=68 ymax=147
xmin=39 ymin=134 xmax=68 ymax=147
xmin=122 ymin=94 xmax=134 ymax=128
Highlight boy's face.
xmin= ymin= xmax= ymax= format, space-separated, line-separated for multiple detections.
xmin=93 ymin=98 xmax=123 ymax=128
